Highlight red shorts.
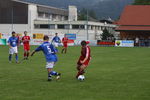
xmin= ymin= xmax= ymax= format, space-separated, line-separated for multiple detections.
xmin=77 ymin=56 xmax=91 ymax=67
xmin=63 ymin=43 xmax=68 ymax=48
xmin=23 ymin=44 xmax=30 ymax=51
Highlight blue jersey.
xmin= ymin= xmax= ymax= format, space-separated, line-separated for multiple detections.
xmin=8 ymin=37 xmax=18 ymax=47
xmin=52 ymin=36 xmax=61 ymax=43
xmin=35 ymin=42 xmax=58 ymax=62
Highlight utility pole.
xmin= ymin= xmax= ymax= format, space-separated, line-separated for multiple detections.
xmin=86 ymin=10 xmax=89 ymax=40
xmin=11 ymin=3 xmax=14 ymax=32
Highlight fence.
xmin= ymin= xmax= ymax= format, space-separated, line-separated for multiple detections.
xmin=97 ymin=40 xmax=150 ymax=47
xmin=138 ymin=40 xmax=150 ymax=47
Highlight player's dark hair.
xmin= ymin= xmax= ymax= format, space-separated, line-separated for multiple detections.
xmin=81 ymin=40 xmax=87 ymax=46
xmin=43 ymin=35 xmax=49 ymax=40
xmin=12 ymin=31 xmax=15 ymax=34
xmin=24 ymin=31 xmax=27 ymax=33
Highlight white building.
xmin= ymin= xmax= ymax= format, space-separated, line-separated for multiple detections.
xmin=0 ymin=0 xmax=116 ymax=45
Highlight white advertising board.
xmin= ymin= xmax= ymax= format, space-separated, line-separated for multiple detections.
xmin=115 ymin=40 xmax=134 ymax=47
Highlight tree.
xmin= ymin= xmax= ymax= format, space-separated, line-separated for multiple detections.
xmin=78 ymin=8 xmax=97 ymax=20
xmin=133 ymin=0 xmax=150 ymax=5
xmin=101 ymin=28 xmax=114 ymax=40
xmin=78 ymin=8 xmax=87 ymax=20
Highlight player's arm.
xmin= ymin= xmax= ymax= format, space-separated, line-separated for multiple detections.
xmin=30 ymin=46 xmax=42 ymax=56
xmin=16 ymin=38 xmax=19 ymax=46
xmin=8 ymin=43 xmax=12 ymax=48
xmin=80 ymin=47 xmax=89 ymax=63
xmin=8 ymin=39 xmax=12 ymax=48
xmin=21 ymin=37 xmax=24 ymax=43
xmin=62 ymin=38 xmax=64 ymax=43
xmin=51 ymin=37 xmax=55 ymax=43
xmin=30 ymin=50 xmax=36 ymax=56
xmin=19 ymin=37 xmax=22 ymax=43
xmin=58 ymin=37 xmax=61 ymax=43
xmin=28 ymin=36 xmax=31 ymax=42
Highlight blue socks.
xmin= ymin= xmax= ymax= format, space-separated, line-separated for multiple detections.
xmin=49 ymin=71 xmax=58 ymax=76
xmin=9 ymin=55 xmax=18 ymax=62
xmin=15 ymin=55 xmax=18 ymax=62
xmin=9 ymin=55 xmax=12 ymax=61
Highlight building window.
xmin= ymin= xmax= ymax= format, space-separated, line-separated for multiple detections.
xmin=34 ymin=24 xmax=40 ymax=29
xmin=38 ymin=12 xmax=44 ymax=18
xmin=34 ymin=24 xmax=56 ymax=29
xmin=58 ymin=24 xmax=65 ymax=29
xmin=72 ymin=25 xmax=85 ymax=29
xmin=64 ymin=24 xmax=70 ymax=29
xmin=52 ymin=14 xmax=57 ymax=21
xmin=88 ymin=25 xmax=91 ymax=30
xmin=65 ymin=16 xmax=68 ymax=20
xmin=49 ymin=24 xmax=55 ymax=29
xmin=91 ymin=26 xmax=95 ymax=30
xmin=40 ymin=24 xmax=49 ymax=29
xmin=45 ymin=13 xmax=50 ymax=19
xmin=80 ymin=25 xmax=85 ymax=29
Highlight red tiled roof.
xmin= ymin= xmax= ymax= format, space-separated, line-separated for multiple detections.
xmin=117 ymin=5 xmax=150 ymax=26
xmin=116 ymin=26 xmax=150 ymax=31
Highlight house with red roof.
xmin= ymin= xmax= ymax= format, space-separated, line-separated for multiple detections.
xmin=116 ymin=5 xmax=150 ymax=40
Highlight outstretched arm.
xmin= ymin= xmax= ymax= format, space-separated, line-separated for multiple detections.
xmin=30 ymin=45 xmax=42 ymax=56
xmin=30 ymin=50 xmax=36 ymax=56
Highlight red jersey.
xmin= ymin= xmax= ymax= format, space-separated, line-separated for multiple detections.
xmin=22 ymin=36 xmax=30 ymax=45
xmin=77 ymin=46 xmax=91 ymax=66
xmin=62 ymin=37 xmax=68 ymax=43
xmin=81 ymin=46 xmax=91 ymax=59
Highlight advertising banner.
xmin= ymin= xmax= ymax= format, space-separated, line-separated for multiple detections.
xmin=115 ymin=40 xmax=134 ymax=47
xmin=33 ymin=33 xmax=44 ymax=39
xmin=31 ymin=33 xmax=44 ymax=45
xmin=0 ymin=33 xmax=2 ymax=39
xmin=65 ymin=34 xmax=76 ymax=40
xmin=0 ymin=39 xmax=7 ymax=45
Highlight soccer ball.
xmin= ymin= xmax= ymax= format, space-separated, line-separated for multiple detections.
xmin=78 ymin=75 xmax=85 ymax=81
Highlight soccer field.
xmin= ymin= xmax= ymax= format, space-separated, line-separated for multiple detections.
xmin=0 ymin=46 xmax=150 ymax=100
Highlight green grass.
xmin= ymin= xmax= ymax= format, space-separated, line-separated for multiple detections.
xmin=0 ymin=46 xmax=150 ymax=100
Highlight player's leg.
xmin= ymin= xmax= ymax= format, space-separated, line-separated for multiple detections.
xmin=46 ymin=62 xmax=61 ymax=81
xmin=26 ymin=51 xmax=30 ymax=59
xmin=54 ymin=43 xmax=59 ymax=53
xmin=76 ymin=65 xmax=81 ymax=78
xmin=26 ymin=45 xmax=30 ymax=59
xmin=9 ymin=48 xmax=13 ymax=62
xmin=23 ymin=49 xmax=27 ymax=59
xmin=23 ymin=45 xmax=28 ymax=59
xmin=47 ymin=68 xmax=53 ymax=81
xmin=55 ymin=42 xmax=58 ymax=48
xmin=9 ymin=54 xmax=12 ymax=63
xmin=14 ymin=47 xmax=19 ymax=63
xmin=76 ymin=65 xmax=86 ymax=78
xmin=64 ymin=47 xmax=67 ymax=54
xmin=26 ymin=47 xmax=30 ymax=60
xmin=24 ymin=51 xmax=27 ymax=59
xmin=15 ymin=53 xmax=19 ymax=63
xmin=61 ymin=47 xmax=65 ymax=53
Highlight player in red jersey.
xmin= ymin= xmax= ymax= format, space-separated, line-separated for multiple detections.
xmin=16 ymin=34 xmax=21 ymax=47
xmin=61 ymin=34 xmax=69 ymax=54
xmin=22 ymin=31 xmax=30 ymax=60
xmin=76 ymin=40 xmax=91 ymax=78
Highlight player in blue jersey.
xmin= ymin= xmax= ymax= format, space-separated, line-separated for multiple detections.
xmin=31 ymin=35 xmax=61 ymax=81
xmin=52 ymin=33 xmax=61 ymax=48
xmin=8 ymin=31 xmax=19 ymax=63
